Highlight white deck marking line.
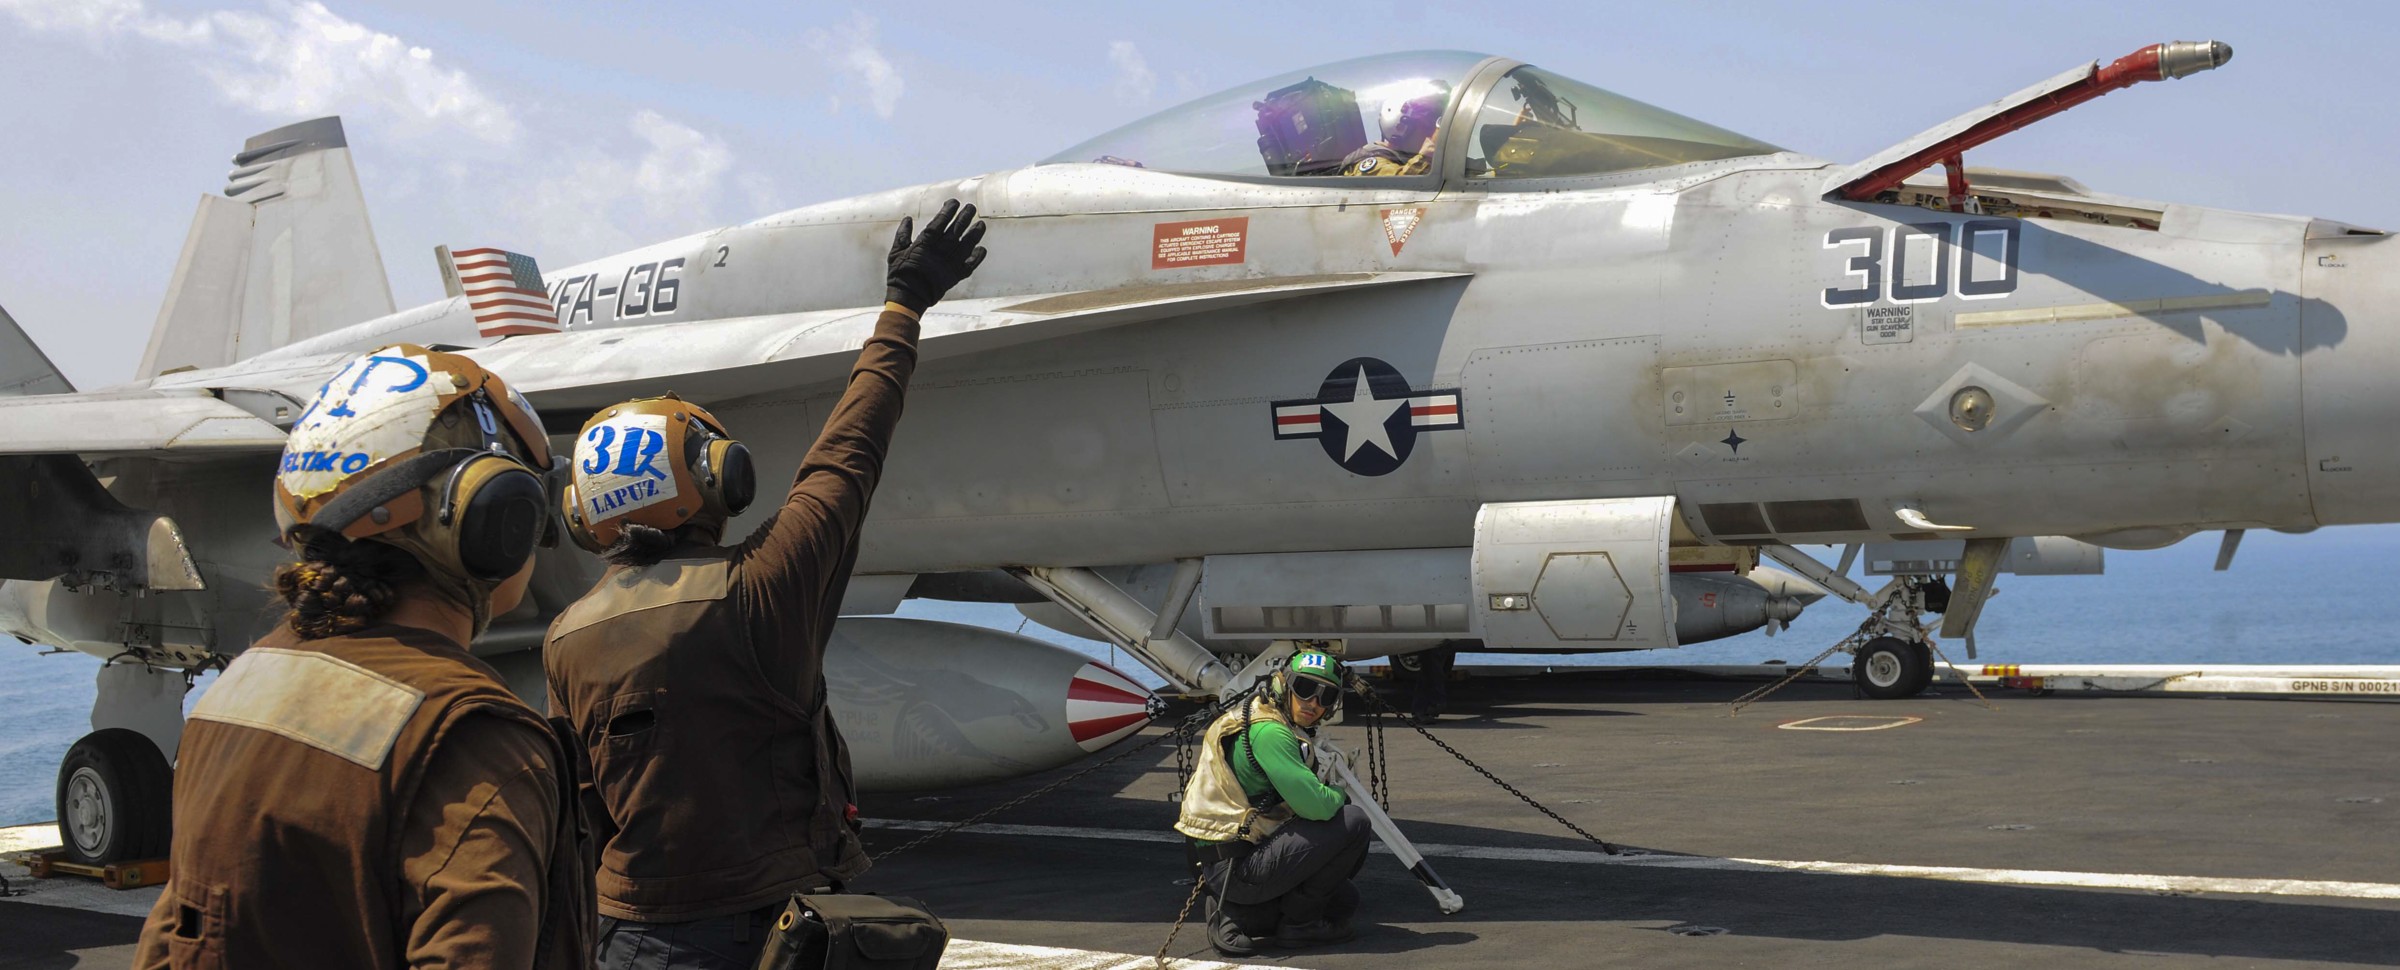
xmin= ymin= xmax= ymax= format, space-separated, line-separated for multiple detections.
xmin=0 ymin=822 xmax=61 ymax=854
xmin=865 ymin=819 xmax=2400 ymax=900
xmin=1778 ymin=715 xmax=1921 ymax=731
xmin=941 ymin=938 xmax=1259 ymax=970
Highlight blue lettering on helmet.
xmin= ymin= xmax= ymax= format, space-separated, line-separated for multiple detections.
xmin=613 ymin=427 xmax=668 ymax=480
xmin=350 ymin=355 xmax=430 ymax=395
xmin=580 ymin=425 xmax=617 ymax=475
xmin=341 ymin=453 xmax=371 ymax=474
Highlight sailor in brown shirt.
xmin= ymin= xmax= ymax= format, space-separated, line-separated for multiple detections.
xmin=133 ymin=345 xmax=594 ymax=969
xmin=546 ymin=200 xmax=988 ymax=970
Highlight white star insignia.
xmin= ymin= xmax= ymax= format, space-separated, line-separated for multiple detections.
xmin=1318 ymin=365 xmax=1405 ymax=462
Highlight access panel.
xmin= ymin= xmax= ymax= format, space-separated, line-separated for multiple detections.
xmin=1472 ymin=496 xmax=1677 ymax=650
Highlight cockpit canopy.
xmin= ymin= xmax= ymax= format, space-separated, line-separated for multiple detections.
xmin=1041 ymin=51 xmax=1781 ymax=182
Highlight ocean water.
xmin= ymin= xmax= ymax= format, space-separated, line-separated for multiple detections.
xmin=6 ymin=525 xmax=2397 ymax=826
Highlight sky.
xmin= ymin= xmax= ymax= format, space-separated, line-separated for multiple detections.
xmin=2 ymin=0 xmax=2395 ymax=389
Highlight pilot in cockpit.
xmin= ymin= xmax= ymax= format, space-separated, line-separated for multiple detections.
xmin=1341 ymin=81 xmax=1448 ymax=177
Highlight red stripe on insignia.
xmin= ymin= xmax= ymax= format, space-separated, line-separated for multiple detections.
xmin=456 ymin=272 xmax=520 ymax=285
xmin=1069 ymin=679 xmax=1147 ymax=705
xmin=450 ymin=247 xmax=510 ymax=257
xmin=1069 ymin=711 xmax=1150 ymax=743
xmin=1276 ymin=414 xmax=1322 ymax=426
xmin=475 ymin=311 xmax=558 ymax=324
xmin=1410 ymin=405 xmax=1459 ymax=416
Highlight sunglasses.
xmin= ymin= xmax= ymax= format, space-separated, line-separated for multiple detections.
xmin=1290 ymin=677 xmax=1341 ymax=705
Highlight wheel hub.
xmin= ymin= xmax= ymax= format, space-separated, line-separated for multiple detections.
xmin=1865 ymin=652 xmax=1904 ymax=688
xmin=64 ymin=767 xmax=109 ymax=854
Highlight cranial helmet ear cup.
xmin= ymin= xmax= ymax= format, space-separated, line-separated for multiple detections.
xmin=558 ymin=481 xmax=606 ymax=554
xmin=684 ymin=424 xmax=754 ymax=519
xmin=441 ymin=455 xmax=548 ymax=582
xmin=714 ymin=441 xmax=755 ymax=515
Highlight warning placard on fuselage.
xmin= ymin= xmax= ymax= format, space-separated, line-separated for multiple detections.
xmin=1862 ymin=305 xmax=1915 ymax=345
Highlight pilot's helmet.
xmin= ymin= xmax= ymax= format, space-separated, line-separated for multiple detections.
xmin=560 ymin=394 xmax=756 ymax=552
xmin=1379 ymin=80 xmax=1452 ymax=144
xmin=272 ymin=344 xmax=557 ymax=629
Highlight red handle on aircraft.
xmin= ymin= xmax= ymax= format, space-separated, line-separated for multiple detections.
xmin=1837 ymin=41 xmax=2232 ymax=203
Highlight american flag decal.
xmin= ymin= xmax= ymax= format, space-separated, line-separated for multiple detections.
xmin=441 ymin=245 xmax=561 ymax=338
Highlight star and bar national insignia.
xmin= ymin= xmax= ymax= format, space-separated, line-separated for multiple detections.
xmin=1272 ymin=357 xmax=1464 ymax=476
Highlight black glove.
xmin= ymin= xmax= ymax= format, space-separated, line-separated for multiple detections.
xmin=885 ymin=199 xmax=988 ymax=312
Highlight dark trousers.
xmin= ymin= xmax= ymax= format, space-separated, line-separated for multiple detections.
xmin=1412 ymin=645 xmax=1457 ymax=720
xmin=597 ymin=905 xmax=781 ymax=970
xmin=1209 ymin=803 xmax=1372 ymax=932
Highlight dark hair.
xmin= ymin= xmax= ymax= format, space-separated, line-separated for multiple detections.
xmin=271 ymin=528 xmax=425 ymax=640
xmin=600 ymin=522 xmax=680 ymax=568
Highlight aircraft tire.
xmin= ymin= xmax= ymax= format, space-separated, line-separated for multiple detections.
xmin=1853 ymin=637 xmax=1930 ymax=700
xmin=55 ymin=728 xmax=173 ymax=865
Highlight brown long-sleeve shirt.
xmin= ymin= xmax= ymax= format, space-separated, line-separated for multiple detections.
xmin=134 ymin=625 xmax=588 ymax=970
xmin=545 ymin=303 xmax=922 ymax=921
xmin=394 ymin=716 xmax=561 ymax=967
xmin=733 ymin=302 xmax=922 ymax=704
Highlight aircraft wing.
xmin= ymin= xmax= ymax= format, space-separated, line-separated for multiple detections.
xmin=1 ymin=302 xmax=74 ymax=397
xmin=477 ymin=271 xmax=1471 ymax=411
xmin=0 ymin=390 xmax=288 ymax=457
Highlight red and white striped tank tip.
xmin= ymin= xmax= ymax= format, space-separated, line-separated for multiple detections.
xmin=1066 ymin=662 xmax=1154 ymax=751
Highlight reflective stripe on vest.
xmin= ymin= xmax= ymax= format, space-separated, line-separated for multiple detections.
xmin=1174 ymin=697 xmax=1295 ymax=844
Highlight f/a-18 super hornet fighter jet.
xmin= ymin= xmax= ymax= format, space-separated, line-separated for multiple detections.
xmin=5 ymin=41 xmax=2387 ymax=864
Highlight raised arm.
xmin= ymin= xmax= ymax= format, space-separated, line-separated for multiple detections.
xmin=733 ymin=200 xmax=989 ymax=664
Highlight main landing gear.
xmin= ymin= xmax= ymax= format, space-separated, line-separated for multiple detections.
xmin=57 ymin=728 xmax=174 ymax=865
xmin=1760 ymin=544 xmax=1952 ymax=701
xmin=1852 ymin=636 xmax=1935 ymax=700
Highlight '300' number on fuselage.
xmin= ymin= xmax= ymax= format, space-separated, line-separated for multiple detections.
xmin=1821 ymin=220 xmax=2019 ymax=308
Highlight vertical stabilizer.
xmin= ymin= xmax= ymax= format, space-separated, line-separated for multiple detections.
xmin=136 ymin=117 xmax=396 ymax=378
xmin=0 ymin=302 xmax=74 ymax=395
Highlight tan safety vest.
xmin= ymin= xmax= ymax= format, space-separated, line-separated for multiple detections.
xmin=1174 ymin=697 xmax=1304 ymax=843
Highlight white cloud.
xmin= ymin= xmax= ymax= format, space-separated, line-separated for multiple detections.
xmin=2 ymin=0 xmax=765 ymax=265
xmin=2 ymin=0 xmax=514 ymax=144
xmin=515 ymin=111 xmax=739 ymax=262
xmin=1108 ymin=40 xmax=1154 ymax=105
xmin=808 ymin=12 xmax=903 ymax=119
xmin=204 ymin=2 xmax=515 ymax=144
xmin=0 ymin=0 xmax=209 ymax=44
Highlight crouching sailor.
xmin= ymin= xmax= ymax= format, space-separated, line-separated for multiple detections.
xmin=1175 ymin=647 xmax=1372 ymax=956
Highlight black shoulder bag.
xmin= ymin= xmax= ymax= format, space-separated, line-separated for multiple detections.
xmin=754 ymin=892 xmax=948 ymax=970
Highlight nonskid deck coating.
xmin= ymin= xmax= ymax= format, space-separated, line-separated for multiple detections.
xmin=5 ymin=672 xmax=2399 ymax=968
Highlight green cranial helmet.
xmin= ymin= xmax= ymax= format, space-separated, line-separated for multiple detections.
xmin=1288 ymin=646 xmax=1343 ymax=690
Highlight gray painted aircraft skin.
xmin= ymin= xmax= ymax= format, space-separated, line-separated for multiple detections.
xmin=2 ymin=45 xmax=2389 ymax=790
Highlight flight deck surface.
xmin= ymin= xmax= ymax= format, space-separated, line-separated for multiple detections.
xmin=7 ymin=670 xmax=2399 ymax=968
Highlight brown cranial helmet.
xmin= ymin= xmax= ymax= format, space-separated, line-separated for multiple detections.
xmin=272 ymin=344 xmax=558 ymax=629
xmin=560 ymin=394 xmax=755 ymax=552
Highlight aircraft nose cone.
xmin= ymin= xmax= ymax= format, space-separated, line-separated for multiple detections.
xmin=1066 ymin=662 xmax=1154 ymax=752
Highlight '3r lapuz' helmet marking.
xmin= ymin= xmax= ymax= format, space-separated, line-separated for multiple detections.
xmin=1270 ymin=357 xmax=1464 ymax=476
